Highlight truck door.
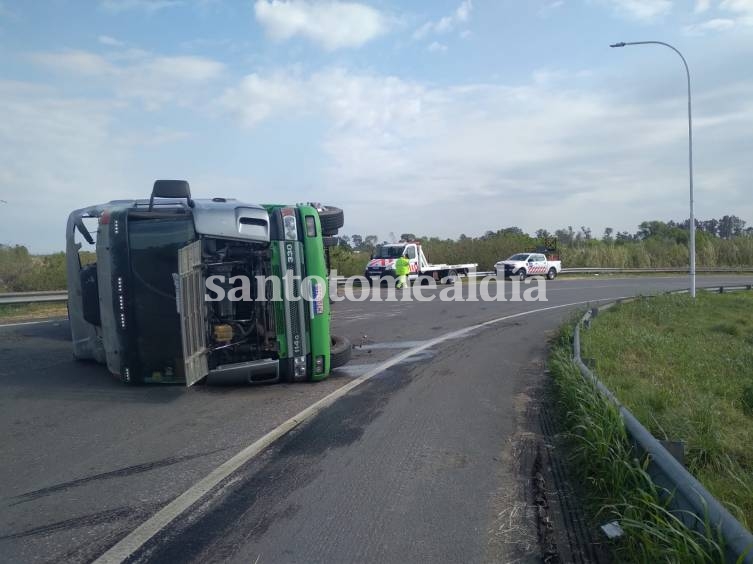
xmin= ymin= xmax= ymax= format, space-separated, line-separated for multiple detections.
xmin=177 ymin=240 xmax=209 ymax=386
xmin=534 ymin=254 xmax=546 ymax=275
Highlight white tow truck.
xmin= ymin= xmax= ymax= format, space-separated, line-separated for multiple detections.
xmin=495 ymin=252 xmax=562 ymax=281
xmin=364 ymin=241 xmax=477 ymax=285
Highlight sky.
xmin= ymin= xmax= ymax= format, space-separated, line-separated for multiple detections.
xmin=0 ymin=0 xmax=752 ymax=252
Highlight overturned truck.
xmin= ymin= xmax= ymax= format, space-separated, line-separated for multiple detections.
xmin=66 ymin=180 xmax=350 ymax=386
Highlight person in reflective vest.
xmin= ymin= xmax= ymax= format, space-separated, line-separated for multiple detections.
xmin=395 ymin=254 xmax=410 ymax=289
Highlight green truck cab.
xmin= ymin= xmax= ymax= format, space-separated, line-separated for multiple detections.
xmin=66 ymin=180 xmax=350 ymax=386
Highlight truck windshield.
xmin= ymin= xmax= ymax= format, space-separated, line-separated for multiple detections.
xmin=128 ymin=216 xmax=197 ymax=376
xmin=507 ymin=254 xmax=530 ymax=261
xmin=373 ymin=246 xmax=406 ymax=259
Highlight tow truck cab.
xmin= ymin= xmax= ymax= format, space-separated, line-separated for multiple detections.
xmin=67 ymin=180 xmax=346 ymax=386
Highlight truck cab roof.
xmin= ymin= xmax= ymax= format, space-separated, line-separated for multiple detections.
xmin=70 ymin=197 xmax=270 ymax=243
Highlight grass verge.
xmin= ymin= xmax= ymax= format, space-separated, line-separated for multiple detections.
xmin=0 ymin=302 xmax=68 ymax=322
xmin=549 ymin=323 xmax=728 ymax=562
xmin=583 ymin=292 xmax=753 ymax=530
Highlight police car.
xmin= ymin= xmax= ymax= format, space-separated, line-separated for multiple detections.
xmin=495 ymin=252 xmax=562 ymax=281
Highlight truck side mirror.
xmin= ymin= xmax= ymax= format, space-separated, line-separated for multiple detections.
xmin=150 ymin=179 xmax=193 ymax=210
xmin=74 ymin=217 xmax=95 ymax=245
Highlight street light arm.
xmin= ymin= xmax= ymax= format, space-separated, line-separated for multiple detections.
xmin=620 ymin=41 xmax=690 ymax=77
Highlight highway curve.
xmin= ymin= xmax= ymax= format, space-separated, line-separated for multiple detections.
xmin=1 ymin=275 xmax=750 ymax=563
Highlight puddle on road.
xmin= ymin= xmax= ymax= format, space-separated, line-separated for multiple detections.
xmin=354 ymin=340 xmax=430 ymax=350
xmin=334 ymin=348 xmax=437 ymax=379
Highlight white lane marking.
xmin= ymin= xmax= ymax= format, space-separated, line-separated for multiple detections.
xmin=0 ymin=318 xmax=64 ymax=328
xmin=94 ymin=295 xmax=631 ymax=564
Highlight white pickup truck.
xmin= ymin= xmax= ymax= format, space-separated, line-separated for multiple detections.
xmin=364 ymin=242 xmax=477 ymax=285
xmin=495 ymin=252 xmax=562 ymax=281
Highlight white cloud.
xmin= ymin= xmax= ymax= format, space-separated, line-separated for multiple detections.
xmin=218 ymin=67 xmax=753 ymax=239
xmin=603 ymin=0 xmax=673 ymax=22
xmin=686 ymin=0 xmax=753 ymax=32
xmin=98 ymin=35 xmax=125 ymax=46
xmin=30 ymin=49 xmax=224 ymax=110
xmin=684 ymin=17 xmax=736 ymax=34
xmin=539 ymin=1 xmax=565 ymax=17
xmin=100 ymin=0 xmax=183 ymax=13
xmin=531 ymin=68 xmax=591 ymax=85
xmin=456 ymin=0 xmax=472 ymax=22
xmin=0 ymin=81 xmax=198 ymax=252
xmin=0 ymin=82 xmax=128 ymax=251
xmin=143 ymin=55 xmax=224 ymax=82
xmin=413 ymin=1 xmax=472 ymax=39
xmin=721 ymin=0 xmax=753 ymax=12
xmin=221 ymin=68 xmax=425 ymax=131
xmin=427 ymin=41 xmax=448 ymax=53
xmin=695 ymin=0 xmax=711 ymax=12
xmin=253 ymin=0 xmax=387 ymax=50
xmin=720 ymin=0 xmax=753 ymax=24
xmin=31 ymin=50 xmax=117 ymax=76
xmin=219 ymin=71 xmax=304 ymax=126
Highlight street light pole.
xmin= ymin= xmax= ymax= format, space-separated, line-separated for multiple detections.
xmin=610 ymin=41 xmax=696 ymax=298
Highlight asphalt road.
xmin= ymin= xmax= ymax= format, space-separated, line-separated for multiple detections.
xmin=1 ymin=275 xmax=751 ymax=563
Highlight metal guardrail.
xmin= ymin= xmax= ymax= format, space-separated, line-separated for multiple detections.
xmin=573 ymin=286 xmax=753 ymax=563
xmin=562 ymin=266 xmax=753 ymax=274
xmin=0 ymin=291 xmax=70 ymax=305
xmin=475 ymin=266 xmax=753 ymax=277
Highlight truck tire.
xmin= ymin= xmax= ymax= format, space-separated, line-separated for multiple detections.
xmin=330 ymin=335 xmax=352 ymax=369
xmin=318 ymin=206 xmax=344 ymax=236
xmin=445 ymin=269 xmax=458 ymax=285
xmin=518 ymin=269 xmax=527 ymax=281
xmin=547 ymin=267 xmax=557 ymax=280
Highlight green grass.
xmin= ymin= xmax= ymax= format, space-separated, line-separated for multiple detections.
xmin=0 ymin=302 xmax=68 ymax=322
xmin=549 ymin=326 xmax=728 ymax=562
xmin=582 ymin=291 xmax=753 ymax=531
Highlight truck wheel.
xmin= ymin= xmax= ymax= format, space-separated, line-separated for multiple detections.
xmin=317 ymin=206 xmax=344 ymax=236
xmin=547 ymin=268 xmax=557 ymax=280
xmin=518 ymin=269 xmax=527 ymax=281
xmin=445 ymin=269 xmax=458 ymax=285
xmin=330 ymin=335 xmax=352 ymax=369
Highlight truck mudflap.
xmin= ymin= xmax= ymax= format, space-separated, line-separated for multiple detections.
xmin=177 ymin=240 xmax=209 ymax=386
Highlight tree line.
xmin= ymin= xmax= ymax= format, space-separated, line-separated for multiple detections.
xmin=1 ymin=215 xmax=751 ymax=291
xmin=330 ymin=215 xmax=753 ymax=276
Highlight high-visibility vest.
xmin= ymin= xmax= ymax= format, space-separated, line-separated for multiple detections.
xmin=395 ymin=257 xmax=410 ymax=276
